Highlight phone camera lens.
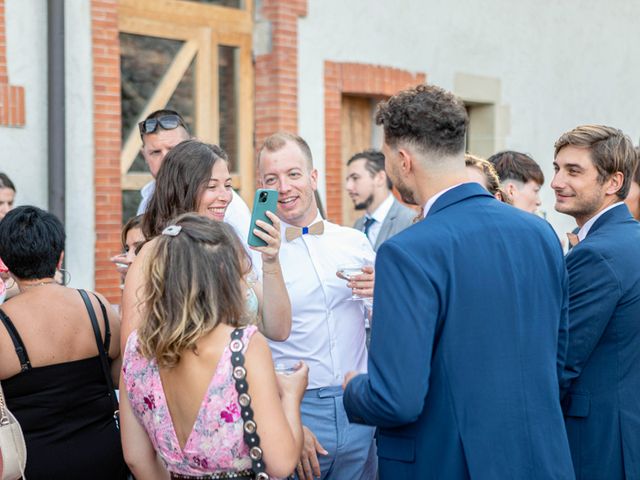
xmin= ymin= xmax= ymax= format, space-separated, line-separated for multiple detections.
xmin=259 ymin=192 xmax=268 ymax=202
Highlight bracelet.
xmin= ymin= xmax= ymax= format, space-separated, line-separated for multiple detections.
xmin=261 ymin=269 xmax=281 ymax=275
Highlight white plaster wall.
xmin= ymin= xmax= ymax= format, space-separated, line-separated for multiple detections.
xmin=1 ymin=0 xmax=47 ymax=209
xmin=65 ymin=0 xmax=95 ymax=289
xmin=298 ymin=0 xmax=640 ymax=236
xmin=1 ymin=0 xmax=95 ymax=288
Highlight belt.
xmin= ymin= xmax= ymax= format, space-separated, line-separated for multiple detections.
xmin=304 ymin=385 xmax=343 ymax=398
xmin=170 ymin=470 xmax=255 ymax=480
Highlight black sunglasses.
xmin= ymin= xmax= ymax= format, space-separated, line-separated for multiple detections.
xmin=138 ymin=114 xmax=185 ymax=136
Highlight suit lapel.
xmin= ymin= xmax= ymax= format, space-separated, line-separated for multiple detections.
xmin=374 ymin=200 xmax=399 ymax=250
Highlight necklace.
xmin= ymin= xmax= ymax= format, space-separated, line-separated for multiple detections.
xmin=22 ymin=280 xmax=57 ymax=289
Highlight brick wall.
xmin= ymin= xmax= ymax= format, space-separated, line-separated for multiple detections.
xmin=254 ymin=0 xmax=307 ymax=146
xmin=324 ymin=62 xmax=426 ymax=222
xmin=92 ymin=0 xmax=122 ymax=302
xmin=0 ymin=0 xmax=25 ymax=127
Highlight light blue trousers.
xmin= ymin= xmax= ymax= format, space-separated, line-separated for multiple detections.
xmin=294 ymin=385 xmax=377 ymax=480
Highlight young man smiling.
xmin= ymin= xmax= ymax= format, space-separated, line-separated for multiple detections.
xmin=552 ymin=124 xmax=640 ymax=479
xmin=258 ymin=133 xmax=377 ymax=480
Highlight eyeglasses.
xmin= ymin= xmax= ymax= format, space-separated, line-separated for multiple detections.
xmin=138 ymin=114 xmax=185 ymax=136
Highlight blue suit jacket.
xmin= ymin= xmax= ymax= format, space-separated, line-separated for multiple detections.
xmin=561 ymin=204 xmax=640 ymax=479
xmin=344 ymin=183 xmax=575 ymax=479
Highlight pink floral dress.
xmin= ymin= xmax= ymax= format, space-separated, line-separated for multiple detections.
xmin=122 ymin=326 xmax=258 ymax=476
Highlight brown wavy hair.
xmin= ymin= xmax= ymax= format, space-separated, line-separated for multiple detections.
xmin=138 ymin=213 xmax=251 ymax=368
xmin=142 ymin=140 xmax=229 ymax=239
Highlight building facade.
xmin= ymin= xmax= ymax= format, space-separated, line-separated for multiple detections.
xmin=1 ymin=0 xmax=639 ymax=301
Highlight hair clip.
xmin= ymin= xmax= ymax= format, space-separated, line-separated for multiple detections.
xmin=162 ymin=225 xmax=182 ymax=237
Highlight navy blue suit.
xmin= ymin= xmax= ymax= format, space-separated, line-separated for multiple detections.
xmin=344 ymin=183 xmax=575 ymax=479
xmin=561 ymin=204 xmax=640 ymax=479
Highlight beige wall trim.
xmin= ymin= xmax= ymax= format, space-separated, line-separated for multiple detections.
xmin=455 ymin=72 xmax=510 ymax=158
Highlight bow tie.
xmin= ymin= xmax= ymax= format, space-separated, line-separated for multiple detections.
xmin=566 ymin=232 xmax=580 ymax=247
xmin=285 ymin=221 xmax=325 ymax=242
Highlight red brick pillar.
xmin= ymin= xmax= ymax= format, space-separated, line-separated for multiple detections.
xmin=0 ymin=0 xmax=25 ymax=127
xmin=254 ymin=0 xmax=308 ymax=146
xmin=91 ymin=0 xmax=122 ymax=302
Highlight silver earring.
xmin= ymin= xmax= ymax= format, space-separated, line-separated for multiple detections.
xmin=57 ymin=268 xmax=71 ymax=286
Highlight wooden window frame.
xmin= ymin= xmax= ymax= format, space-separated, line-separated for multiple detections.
xmin=117 ymin=0 xmax=254 ymax=198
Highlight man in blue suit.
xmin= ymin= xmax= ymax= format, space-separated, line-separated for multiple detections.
xmin=551 ymin=125 xmax=640 ymax=479
xmin=343 ymin=84 xmax=575 ymax=479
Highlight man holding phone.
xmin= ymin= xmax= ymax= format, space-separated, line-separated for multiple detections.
xmin=257 ymin=132 xmax=376 ymax=480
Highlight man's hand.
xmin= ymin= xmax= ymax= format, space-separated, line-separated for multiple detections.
xmin=296 ymin=426 xmax=328 ymax=480
xmin=349 ymin=265 xmax=374 ymax=298
xmin=342 ymin=371 xmax=359 ymax=390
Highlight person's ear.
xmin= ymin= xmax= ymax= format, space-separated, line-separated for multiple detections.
xmin=397 ymin=148 xmax=413 ymax=174
xmin=310 ymin=168 xmax=319 ymax=191
xmin=505 ymin=182 xmax=518 ymax=201
xmin=605 ymin=172 xmax=624 ymax=196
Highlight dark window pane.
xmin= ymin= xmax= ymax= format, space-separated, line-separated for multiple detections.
xmin=120 ymin=34 xmax=196 ymax=177
xmin=219 ymin=45 xmax=239 ymax=172
xmin=186 ymin=0 xmax=243 ymax=8
xmin=122 ymin=190 xmax=142 ymax=226
xmin=120 ymin=33 xmax=183 ymax=147
xmin=166 ymin=58 xmax=196 ymax=136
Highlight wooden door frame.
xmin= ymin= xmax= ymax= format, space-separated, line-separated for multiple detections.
xmin=324 ymin=61 xmax=426 ymax=224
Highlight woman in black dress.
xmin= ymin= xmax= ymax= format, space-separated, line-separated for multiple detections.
xmin=0 ymin=206 xmax=127 ymax=479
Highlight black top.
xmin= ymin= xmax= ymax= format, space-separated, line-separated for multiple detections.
xmin=0 ymin=301 xmax=127 ymax=480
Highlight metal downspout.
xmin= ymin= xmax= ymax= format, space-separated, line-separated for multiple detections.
xmin=48 ymin=0 xmax=65 ymax=224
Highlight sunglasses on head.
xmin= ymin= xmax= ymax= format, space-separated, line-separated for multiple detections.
xmin=138 ymin=114 xmax=185 ymax=136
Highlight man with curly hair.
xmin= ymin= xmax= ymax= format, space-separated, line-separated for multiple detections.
xmin=343 ymin=84 xmax=574 ymax=479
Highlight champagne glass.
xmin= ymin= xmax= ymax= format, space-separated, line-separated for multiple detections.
xmin=337 ymin=263 xmax=366 ymax=300
xmin=274 ymin=360 xmax=299 ymax=375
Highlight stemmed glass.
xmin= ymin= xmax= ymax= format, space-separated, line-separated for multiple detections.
xmin=337 ymin=262 xmax=371 ymax=301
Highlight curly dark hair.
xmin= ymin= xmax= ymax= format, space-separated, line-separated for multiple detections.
xmin=375 ymin=84 xmax=468 ymax=156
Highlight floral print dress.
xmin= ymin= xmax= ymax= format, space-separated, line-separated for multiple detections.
xmin=122 ymin=325 xmax=258 ymax=476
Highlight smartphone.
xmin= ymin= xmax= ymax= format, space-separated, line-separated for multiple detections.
xmin=247 ymin=189 xmax=278 ymax=247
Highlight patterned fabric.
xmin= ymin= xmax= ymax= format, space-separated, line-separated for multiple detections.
xmin=122 ymin=325 xmax=258 ymax=476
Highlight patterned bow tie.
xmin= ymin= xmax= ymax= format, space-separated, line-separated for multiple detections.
xmin=285 ymin=221 xmax=325 ymax=242
xmin=566 ymin=232 xmax=580 ymax=247
xmin=412 ymin=207 xmax=425 ymax=224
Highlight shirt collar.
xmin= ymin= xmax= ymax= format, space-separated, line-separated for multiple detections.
xmin=422 ymin=183 xmax=468 ymax=218
xmin=141 ymin=180 xmax=155 ymax=196
xmin=280 ymin=210 xmax=324 ymax=233
xmin=369 ymin=193 xmax=394 ymax=223
xmin=577 ymin=202 xmax=624 ymax=241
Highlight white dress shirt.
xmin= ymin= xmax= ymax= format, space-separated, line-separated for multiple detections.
xmin=269 ymin=213 xmax=376 ymax=389
xmin=365 ymin=193 xmax=395 ymax=247
xmin=137 ymin=180 xmax=155 ymax=215
xmin=577 ymin=202 xmax=624 ymax=241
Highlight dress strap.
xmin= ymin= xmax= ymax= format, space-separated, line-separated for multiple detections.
xmin=229 ymin=327 xmax=268 ymax=480
xmin=89 ymin=291 xmax=111 ymax=351
xmin=0 ymin=307 xmax=32 ymax=372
